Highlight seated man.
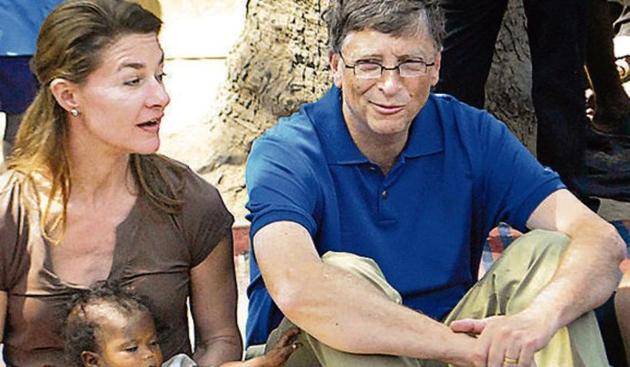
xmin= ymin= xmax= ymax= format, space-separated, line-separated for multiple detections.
xmin=244 ymin=1 xmax=627 ymax=366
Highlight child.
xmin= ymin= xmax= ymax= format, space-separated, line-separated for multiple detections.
xmin=63 ymin=283 xmax=299 ymax=367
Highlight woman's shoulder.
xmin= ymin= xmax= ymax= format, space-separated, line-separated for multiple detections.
xmin=0 ymin=169 xmax=26 ymax=190
xmin=0 ymin=169 xmax=34 ymax=209
xmin=151 ymin=155 xmax=225 ymax=211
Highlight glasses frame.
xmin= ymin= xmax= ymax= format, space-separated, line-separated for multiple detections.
xmin=339 ymin=52 xmax=436 ymax=80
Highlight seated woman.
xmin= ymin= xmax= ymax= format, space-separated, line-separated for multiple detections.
xmin=63 ymin=282 xmax=298 ymax=367
xmin=0 ymin=0 xmax=263 ymax=365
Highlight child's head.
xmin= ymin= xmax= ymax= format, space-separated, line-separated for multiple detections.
xmin=63 ymin=282 xmax=163 ymax=367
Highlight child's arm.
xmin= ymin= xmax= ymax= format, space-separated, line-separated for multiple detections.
xmin=221 ymin=328 xmax=300 ymax=367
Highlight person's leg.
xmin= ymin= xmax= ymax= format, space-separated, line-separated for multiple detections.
xmin=595 ymin=293 xmax=628 ymax=367
xmin=587 ymin=0 xmax=630 ymax=137
xmin=616 ymin=270 xmax=630 ymax=367
xmin=262 ymin=252 xmax=425 ymax=367
xmin=523 ymin=0 xmax=591 ymax=198
xmin=444 ymin=230 xmax=609 ymax=366
xmin=435 ymin=0 xmax=509 ymax=108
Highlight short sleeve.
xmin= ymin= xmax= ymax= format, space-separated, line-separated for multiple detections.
xmin=179 ymin=169 xmax=234 ymax=267
xmin=245 ymin=118 xmax=321 ymax=239
xmin=0 ymin=172 xmax=30 ymax=291
xmin=478 ymin=113 xmax=565 ymax=232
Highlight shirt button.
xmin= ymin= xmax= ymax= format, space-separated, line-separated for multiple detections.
xmin=381 ymin=190 xmax=388 ymax=200
xmin=369 ymin=166 xmax=377 ymax=171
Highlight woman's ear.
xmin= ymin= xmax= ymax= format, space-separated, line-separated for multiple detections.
xmin=49 ymin=78 xmax=80 ymax=115
xmin=81 ymin=351 xmax=101 ymax=367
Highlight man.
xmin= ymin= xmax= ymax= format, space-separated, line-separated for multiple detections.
xmin=245 ymin=1 xmax=626 ymax=366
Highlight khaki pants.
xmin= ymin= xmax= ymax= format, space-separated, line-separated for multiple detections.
xmin=253 ymin=230 xmax=609 ymax=367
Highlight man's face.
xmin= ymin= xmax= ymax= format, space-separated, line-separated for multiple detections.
xmin=331 ymin=28 xmax=441 ymax=142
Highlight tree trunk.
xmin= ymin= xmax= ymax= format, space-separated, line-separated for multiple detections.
xmin=485 ymin=0 xmax=536 ymax=151
xmin=204 ymin=0 xmax=534 ymax=216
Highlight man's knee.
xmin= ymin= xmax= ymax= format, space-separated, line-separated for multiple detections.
xmin=489 ymin=230 xmax=570 ymax=312
xmin=502 ymin=229 xmax=570 ymax=264
xmin=322 ymin=251 xmax=402 ymax=304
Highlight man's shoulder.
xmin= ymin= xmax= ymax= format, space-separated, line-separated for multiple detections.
xmin=252 ymin=106 xmax=326 ymax=162
xmin=427 ymin=93 xmax=509 ymax=138
xmin=262 ymin=108 xmax=316 ymax=141
xmin=428 ymin=93 xmax=492 ymax=121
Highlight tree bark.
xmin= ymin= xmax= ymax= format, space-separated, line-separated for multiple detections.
xmin=485 ymin=0 xmax=536 ymax=151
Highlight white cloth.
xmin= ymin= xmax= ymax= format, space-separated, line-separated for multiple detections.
xmin=162 ymin=354 xmax=197 ymax=367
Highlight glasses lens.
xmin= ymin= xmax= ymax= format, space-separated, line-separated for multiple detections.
xmin=399 ymin=62 xmax=426 ymax=78
xmin=355 ymin=63 xmax=381 ymax=79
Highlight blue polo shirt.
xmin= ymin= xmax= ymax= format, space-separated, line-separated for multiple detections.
xmin=245 ymin=86 xmax=564 ymax=346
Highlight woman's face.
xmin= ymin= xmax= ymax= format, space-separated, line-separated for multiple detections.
xmin=71 ymin=32 xmax=170 ymax=156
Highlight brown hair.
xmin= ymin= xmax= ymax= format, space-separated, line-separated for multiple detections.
xmin=8 ymin=0 xmax=182 ymax=242
xmin=323 ymin=0 xmax=445 ymax=54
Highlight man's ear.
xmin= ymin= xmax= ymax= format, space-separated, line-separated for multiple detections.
xmin=329 ymin=52 xmax=343 ymax=89
xmin=81 ymin=351 xmax=101 ymax=367
xmin=430 ymin=51 xmax=441 ymax=87
xmin=49 ymin=78 xmax=80 ymax=115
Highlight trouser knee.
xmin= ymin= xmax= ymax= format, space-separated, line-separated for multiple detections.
xmin=501 ymin=229 xmax=570 ymax=263
xmin=322 ymin=251 xmax=402 ymax=304
xmin=489 ymin=230 xmax=570 ymax=313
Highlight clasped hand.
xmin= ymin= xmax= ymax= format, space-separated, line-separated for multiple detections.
xmin=450 ymin=311 xmax=556 ymax=367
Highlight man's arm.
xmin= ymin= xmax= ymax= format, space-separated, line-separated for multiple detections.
xmin=525 ymin=189 xmax=625 ymax=326
xmin=255 ymin=221 xmax=484 ymax=366
xmin=452 ymin=189 xmax=626 ymax=366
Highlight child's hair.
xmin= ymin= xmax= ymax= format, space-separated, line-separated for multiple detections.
xmin=63 ymin=281 xmax=153 ymax=367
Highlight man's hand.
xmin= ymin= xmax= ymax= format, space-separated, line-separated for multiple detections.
xmin=450 ymin=310 xmax=556 ymax=367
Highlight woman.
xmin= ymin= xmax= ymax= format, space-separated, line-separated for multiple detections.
xmin=0 ymin=1 xmax=280 ymax=365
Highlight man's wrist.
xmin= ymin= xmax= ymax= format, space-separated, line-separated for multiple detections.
xmin=435 ymin=331 xmax=479 ymax=366
xmin=518 ymin=305 xmax=562 ymax=337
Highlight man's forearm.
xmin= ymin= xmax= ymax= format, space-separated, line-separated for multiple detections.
xmin=256 ymin=222 xmax=477 ymax=364
xmin=272 ymin=259 xmax=475 ymax=363
xmin=525 ymin=218 xmax=624 ymax=330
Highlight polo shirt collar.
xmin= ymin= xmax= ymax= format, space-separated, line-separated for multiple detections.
xmin=303 ymin=86 xmax=444 ymax=165
xmin=403 ymin=94 xmax=444 ymax=158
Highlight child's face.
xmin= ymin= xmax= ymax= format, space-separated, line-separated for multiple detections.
xmin=91 ymin=310 xmax=163 ymax=367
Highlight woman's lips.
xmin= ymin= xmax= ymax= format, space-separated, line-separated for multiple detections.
xmin=137 ymin=119 xmax=160 ymax=133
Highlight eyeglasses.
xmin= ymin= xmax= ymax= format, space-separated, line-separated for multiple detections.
xmin=339 ymin=53 xmax=435 ymax=79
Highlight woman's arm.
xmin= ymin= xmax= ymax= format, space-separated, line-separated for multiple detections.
xmin=0 ymin=291 xmax=6 ymax=343
xmin=190 ymin=234 xmax=242 ymax=366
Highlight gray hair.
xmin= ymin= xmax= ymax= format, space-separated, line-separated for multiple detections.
xmin=323 ymin=0 xmax=445 ymax=54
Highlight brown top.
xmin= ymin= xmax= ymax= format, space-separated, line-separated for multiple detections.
xmin=0 ymin=162 xmax=234 ymax=367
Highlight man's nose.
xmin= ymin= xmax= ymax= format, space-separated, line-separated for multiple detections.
xmin=378 ymin=68 xmax=403 ymax=95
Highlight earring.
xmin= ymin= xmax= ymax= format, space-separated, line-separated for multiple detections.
xmin=70 ymin=108 xmax=79 ymax=117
